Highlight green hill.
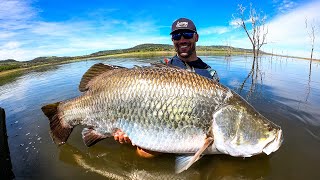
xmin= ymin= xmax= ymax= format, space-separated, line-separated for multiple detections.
xmin=90 ymin=43 xmax=251 ymax=57
xmin=0 ymin=43 xmax=251 ymax=73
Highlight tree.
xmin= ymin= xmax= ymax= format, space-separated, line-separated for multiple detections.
xmin=233 ymin=3 xmax=268 ymax=62
xmin=305 ymin=18 xmax=317 ymax=67
xmin=304 ymin=18 xmax=318 ymax=102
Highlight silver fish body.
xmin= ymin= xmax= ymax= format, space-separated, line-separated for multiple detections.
xmin=42 ymin=63 xmax=283 ymax=172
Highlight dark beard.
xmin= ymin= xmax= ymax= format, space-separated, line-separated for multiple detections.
xmin=174 ymin=43 xmax=195 ymax=58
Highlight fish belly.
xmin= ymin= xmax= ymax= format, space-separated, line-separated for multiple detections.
xmin=61 ymin=67 xmax=227 ymax=153
xmin=115 ymin=118 xmax=208 ymax=153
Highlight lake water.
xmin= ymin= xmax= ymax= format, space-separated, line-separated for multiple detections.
xmin=1 ymin=56 xmax=320 ymax=180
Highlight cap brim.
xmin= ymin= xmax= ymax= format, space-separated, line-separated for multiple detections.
xmin=170 ymin=28 xmax=196 ymax=34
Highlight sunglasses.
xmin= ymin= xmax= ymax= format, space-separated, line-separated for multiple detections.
xmin=172 ymin=32 xmax=195 ymax=40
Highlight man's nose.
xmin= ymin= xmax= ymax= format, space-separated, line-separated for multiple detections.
xmin=178 ymin=36 xmax=188 ymax=42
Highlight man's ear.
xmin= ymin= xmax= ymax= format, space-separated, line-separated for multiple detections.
xmin=195 ymin=33 xmax=199 ymax=42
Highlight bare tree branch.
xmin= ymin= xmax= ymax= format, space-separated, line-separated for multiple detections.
xmin=305 ymin=18 xmax=317 ymax=71
xmin=235 ymin=3 xmax=268 ymax=60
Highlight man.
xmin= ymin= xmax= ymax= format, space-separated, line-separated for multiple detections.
xmin=163 ymin=17 xmax=219 ymax=81
xmin=114 ymin=18 xmax=219 ymax=157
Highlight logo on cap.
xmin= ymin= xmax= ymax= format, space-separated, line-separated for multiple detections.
xmin=176 ymin=21 xmax=188 ymax=28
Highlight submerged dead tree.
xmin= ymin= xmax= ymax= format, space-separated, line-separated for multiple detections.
xmin=233 ymin=3 xmax=268 ymax=63
xmin=238 ymin=58 xmax=264 ymax=98
xmin=225 ymin=40 xmax=233 ymax=58
xmin=304 ymin=18 xmax=318 ymax=102
xmin=305 ymin=18 xmax=317 ymax=71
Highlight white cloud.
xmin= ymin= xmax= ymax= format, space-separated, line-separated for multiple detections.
xmin=198 ymin=26 xmax=231 ymax=35
xmin=0 ymin=0 xmax=37 ymax=30
xmin=1 ymin=0 xmax=318 ymax=61
xmin=2 ymin=41 xmax=21 ymax=49
xmin=0 ymin=0 xmax=35 ymax=19
xmin=0 ymin=0 xmax=169 ymax=61
xmin=264 ymin=0 xmax=320 ymax=58
xmin=225 ymin=1 xmax=320 ymax=59
xmin=31 ymin=22 xmax=74 ymax=36
xmin=229 ymin=18 xmax=242 ymax=27
xmin=276 ymin=0 xmax=298 ymax=13
xmin=0 ymin=31 xmax=16 ymax=39
xmin=229 ymin=17 xmax=253 ymax=27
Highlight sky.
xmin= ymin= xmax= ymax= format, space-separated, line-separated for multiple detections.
xmin=0 ymin=0 xmax=319 ymax=61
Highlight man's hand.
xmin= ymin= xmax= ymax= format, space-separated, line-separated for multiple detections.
xmin=136 ymin=146 xmax=161 ymax=158
xmin=113 ymin=129 xmax=131 ymax=144
xmin=113 ymin=129 xmax=161 ymax=158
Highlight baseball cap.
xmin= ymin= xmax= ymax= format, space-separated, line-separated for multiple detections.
xmin=170 ymin=18 xmax=197 ymax=34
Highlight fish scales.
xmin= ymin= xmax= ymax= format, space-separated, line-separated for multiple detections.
xmin=42 ymin=63 xmax=282 ymax=173
xmin=60 ymin=67 xmax=223 ymax=152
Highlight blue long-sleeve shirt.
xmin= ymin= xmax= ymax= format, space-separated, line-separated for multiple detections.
xmin=163 ymin=55 xmax=219 ymax=81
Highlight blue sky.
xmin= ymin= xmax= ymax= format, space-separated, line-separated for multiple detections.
xmin=0 ymin=0 xmax=319 ymax=61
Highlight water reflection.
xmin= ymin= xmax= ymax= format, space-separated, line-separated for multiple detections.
xmin=0 ymin=71 xmax=24 ymax=86
xmin=59 ymin=143 xmax=201 ymax=180
xmin=201 ymin=155 xmax=271 ymax=180
xmin=305 ymin=63 xmax=312 ymax=102
xmin=237 ymin=58 xmax=263 ymax=98
xmin=58 ymin=142 xmax=271 ymax=180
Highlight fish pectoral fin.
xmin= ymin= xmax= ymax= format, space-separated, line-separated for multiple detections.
xmin=82 ymin=128 xmax=109 ymax=147
xmin=175 ymin=137 xmax=214 ymax=173
xmin=175 ymin=155 xmax=195 ymax=174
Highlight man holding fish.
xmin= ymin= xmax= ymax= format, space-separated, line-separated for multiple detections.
xmin=114 ymin=17 xmax=220 ymax=157
xmin=42 ymin=17 xmax=282 ymax=173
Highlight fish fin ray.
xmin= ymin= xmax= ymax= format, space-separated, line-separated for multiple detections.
xmin=150 ymin=62 xmax=182 ymax=69
xmin=41 ymin=102 xmax=60 ymax=119
xmin=42 ymin=102 xmax=73 ymax=145
xmin=79 ymin=63 xmax=125 ymax=92
xmin=175 ymin=137 xmax=214 ymax=173
xmin=175 ymin=155 xmax=194 ymax=174
xmin=82 ymin=128 xmax=109 ymax=147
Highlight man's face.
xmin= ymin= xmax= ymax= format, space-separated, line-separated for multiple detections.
xmin=171 ymin=30 xmax=198 ymax=59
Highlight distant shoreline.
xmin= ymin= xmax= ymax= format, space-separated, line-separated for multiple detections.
xmin=1 ymin=46 xmax=319 ymax=77
xmin=0 ymin=51 xmax=170 ymax=76
xmin=0 ymin=51 xmax=171 ymax=76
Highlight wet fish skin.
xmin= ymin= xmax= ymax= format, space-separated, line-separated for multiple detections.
xmin=211 ymin=93 xmax=283 ymax=157
xmin=58 ymin=65 xmax=223 ymax=152
xmin=41 ymin=63 xmax=283 ymax=173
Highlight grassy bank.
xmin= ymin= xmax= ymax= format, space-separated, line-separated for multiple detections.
xmin=1 ymin=43 xmax=318 ymax=77
xmin=0 ymin=51 xmax=173 ymax=77
xmin=0 ymin=50 xmax=240 ymax=76
xmin=0 ymin=43 xmax=250 ymax=76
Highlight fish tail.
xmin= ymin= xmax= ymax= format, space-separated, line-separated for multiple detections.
xmin=41 ymin=102 xmax=73 ymax=145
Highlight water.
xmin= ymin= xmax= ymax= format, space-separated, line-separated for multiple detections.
xmin=0 ymin=56 xmax=319 ymax=179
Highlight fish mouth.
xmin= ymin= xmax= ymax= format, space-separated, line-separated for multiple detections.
xmin=262 ymin=129 xmax=283 ymax=155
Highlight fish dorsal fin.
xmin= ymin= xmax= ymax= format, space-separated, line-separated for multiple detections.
xmin=150 ymin=62 xmax=182 ymax=69
xmin=149 ymin=62 xmax=196 ymax=72
xmin=79 ymin=63 xmax=125 ymax=92
xmin=175 ymin=137 xmax=214 ymax=173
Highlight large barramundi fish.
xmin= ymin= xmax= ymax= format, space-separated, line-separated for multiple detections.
xmin=42 ymin=63 xmax=283 ymax=173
